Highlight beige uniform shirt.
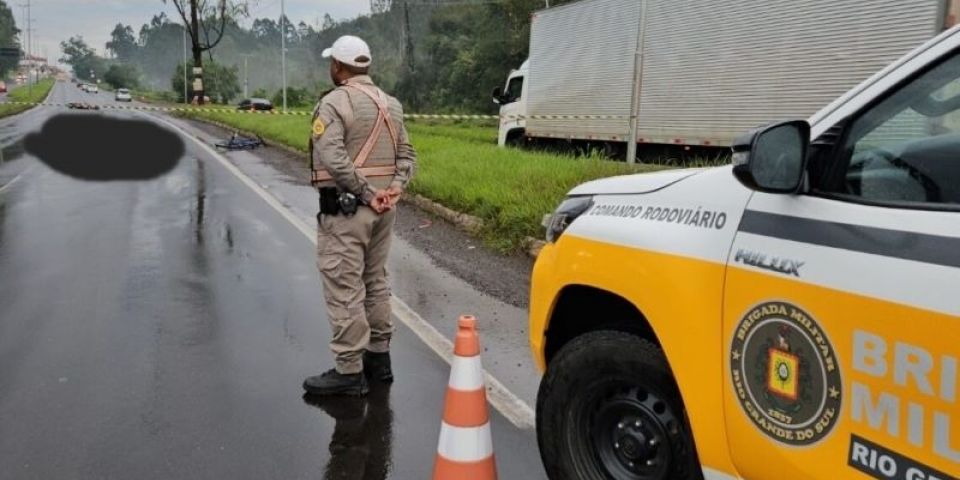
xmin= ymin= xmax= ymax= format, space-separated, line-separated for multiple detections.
xmin=310 ymin=75 xmax=417 ymax=202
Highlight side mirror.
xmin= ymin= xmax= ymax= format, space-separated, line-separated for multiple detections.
xmin=492 ymin=86 xmax=503 ymax=105
xmin=731 ymin=120 xmax=810 ymax=194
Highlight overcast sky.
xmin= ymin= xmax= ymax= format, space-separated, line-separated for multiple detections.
xmin=20 ymin=0 xmax=370 ymax=62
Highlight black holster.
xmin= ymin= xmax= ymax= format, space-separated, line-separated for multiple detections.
xmin=318 ymin=187 xmax=360 ymax=217
xmin=319 ymin=187 xmax=340 ymax=215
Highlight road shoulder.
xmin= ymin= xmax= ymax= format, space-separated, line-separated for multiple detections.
xmin=162 ymin=115 xmax=544 ymax=418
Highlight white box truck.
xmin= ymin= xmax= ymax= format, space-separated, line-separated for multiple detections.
xmin=493 ymin=0 xmax=958 ymax=159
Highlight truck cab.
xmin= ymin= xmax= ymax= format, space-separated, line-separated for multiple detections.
xmin=492 ymin=59 xmax=528 ymax=147
xmin=531 ymin=23 xmax=960 ymax=480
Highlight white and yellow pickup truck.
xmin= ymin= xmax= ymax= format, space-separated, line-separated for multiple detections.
xmin=530 ymin=23 xmax=960 ymax=480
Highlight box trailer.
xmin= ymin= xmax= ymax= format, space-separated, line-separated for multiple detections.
xmin=494 ymin=0 xmax=957 ymax=158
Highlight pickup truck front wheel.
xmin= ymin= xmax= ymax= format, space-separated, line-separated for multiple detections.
xmin=537 ymin=331 xmax=701 ymax=480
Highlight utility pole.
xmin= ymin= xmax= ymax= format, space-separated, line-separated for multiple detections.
xmin=17 ymin=3 xmax=26 ymax=80
xmin=626 ymin=0 xmax=648 ymax=164
xmin=25 ymin=0 xmax=31 ymax=95
xmin=239 ymin=54 xmax=255 ymax=99
xmin=18 ymin=1 xmax=32 ymax=91
xmin=280 ymin=0 xmax=287 ymax=112
xmin=31 ymin=26 xmax=37 ymax=67
xmin=182 ymin=26 xmax=188 ymax=104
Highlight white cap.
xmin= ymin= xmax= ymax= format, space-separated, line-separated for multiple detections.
xmin=321 ymin=35 xmax=372 ymax=68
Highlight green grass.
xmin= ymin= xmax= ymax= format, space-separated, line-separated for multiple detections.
xmin=406 ymin=118 xmax=499 ymax=144
xmin=404 ymin=127 xmax=663 ymax=251
xmin=179 ymin=108 xmax=666 ymax=252
xmin=133 ymin=89 xmax=179 ymax=104
xmin=181 ymin=110 xmax=314 ymax=152
xmin=0 ymin=78 xmax=55 ymax=117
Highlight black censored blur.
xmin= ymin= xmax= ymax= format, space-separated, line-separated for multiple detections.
xmin=25 ymin=114 xmax=184 ymax=181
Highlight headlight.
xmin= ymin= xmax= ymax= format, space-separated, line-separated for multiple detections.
xmin=542 ymin=196 xmax=594 ymax=243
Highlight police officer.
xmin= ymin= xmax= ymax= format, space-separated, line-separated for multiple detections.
xmin=303 ymin=35 xmax=416 ymax=396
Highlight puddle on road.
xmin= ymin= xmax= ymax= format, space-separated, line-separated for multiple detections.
xmin=302 ymin=384 xmax=394 ymax=479
xmin=25 ymin=114 xmax=185 ymax=181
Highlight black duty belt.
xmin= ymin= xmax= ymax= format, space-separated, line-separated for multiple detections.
xmin=319 ymin=187 xmax=362 ymax=216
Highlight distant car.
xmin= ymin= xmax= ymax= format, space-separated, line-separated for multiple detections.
xmin=115 ymin=88 xmax=132 ymax=102
xmin=237 ymin=98 xmax=274 ymax=111
xmin=88 ymin=84 xmax=99 ymax=94
xmin=0 ymin=82 xmax=7 ymax=93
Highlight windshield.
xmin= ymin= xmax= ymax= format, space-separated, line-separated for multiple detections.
xmin=504 ymin=75 xmax=524 ymax=103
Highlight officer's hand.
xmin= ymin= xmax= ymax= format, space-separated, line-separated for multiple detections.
xmin=370 ymin=190 xmax=392 ymax=214
xmin=386 ymin=185 xmax=403 ymax=207
xmin=369 ymin=196 xmax=388 ymax=213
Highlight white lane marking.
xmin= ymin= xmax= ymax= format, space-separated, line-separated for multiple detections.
xmin=0 ymin=170 xmax=25 ymax=195
xmin=393 ymin=298 xmax=536 ymax=429
xmin=437 ymin=422 xmax=494 ymax=461
xmin=146 ymin=113 xmax=537 ymax=430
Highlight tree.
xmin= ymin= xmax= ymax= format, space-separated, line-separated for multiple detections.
xmin=172 ymin=60 xmax=240 ymax=104
xmin=0 ymin=1 xmax=18 ymax=76
xmin=85 ymin=0 xmax=575 ymax=112
xmin=133 ymin=14 xmax=189 ymax=90
xmin=163 ymin=0 xmax=249 ymax=103
xmin=280 ymin=15 xmax=298 ymax=44
xmin=296 ymin=21 xmax=313 ymax=39
xmin=271 ymin=86 xmax=313 ymax=108
xmin=412 ymin=0 xmax=578 ymax=113
xmin=59 ymin=36 xmax=106 ymax=81
xmin=106 ymin=24 xmax=138 ymax=61
xmin=321 ymin=13 xmax=336 ymax=32
xmin=251 ymin=18 xmax=278 ymax=41
xmin=104 ymin=63 xmax=141 ymax=89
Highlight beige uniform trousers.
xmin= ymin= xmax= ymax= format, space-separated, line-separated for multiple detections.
xmin=317 ymin=206 xmax=396 ymax=374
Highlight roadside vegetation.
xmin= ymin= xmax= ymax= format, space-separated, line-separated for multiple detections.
xmin=178 ymin=110 xmax=666 ymax=252
xmin=69 ymin=1 xmax=584 ymax=114
xmin=404 ymin=121 xmax=665 ymax=251
xmin=0 ymin=78 xmax=55 ymax=118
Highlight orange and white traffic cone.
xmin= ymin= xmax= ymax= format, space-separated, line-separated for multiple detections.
xmin=433 ymin=315 xmax=497 ymax=480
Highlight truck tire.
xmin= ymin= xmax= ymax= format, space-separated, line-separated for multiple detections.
xmin=506 ymin=128 xmax=526 ymax=147
xmin=537 ymin=331 xmax=702 ymax=480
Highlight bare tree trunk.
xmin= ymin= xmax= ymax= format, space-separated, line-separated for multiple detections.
xmin=190 ymin=0 xmax=204 ymax=104
xmin=169 ymin=0 xmax=236 ymax=104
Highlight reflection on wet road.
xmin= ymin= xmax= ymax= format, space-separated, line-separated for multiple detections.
xmin=304 ymin=384 xmax=393 ymax=480
xmin=0 ymin=83 xmax=545 ymax=479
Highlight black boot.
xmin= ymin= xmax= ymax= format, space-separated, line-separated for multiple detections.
xmin=363 ymin=351 xmax=394 ymax=383
xmin=303 ymin=369 xmax=369 ymax=396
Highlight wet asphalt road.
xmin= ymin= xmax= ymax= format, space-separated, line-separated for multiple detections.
xmin=0 ymin=82 xmax=544 ymax=479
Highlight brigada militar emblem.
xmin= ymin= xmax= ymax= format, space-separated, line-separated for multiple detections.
xmin=312 ymin=118 xmax=326 ymax=137
xmin=730 ymin=301 xmax=842 ymax=446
